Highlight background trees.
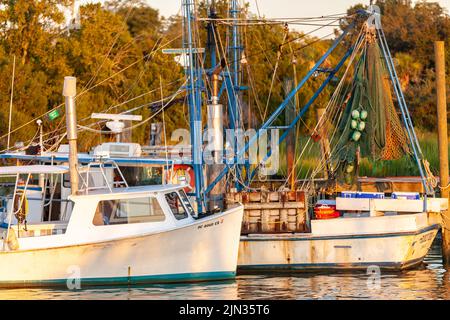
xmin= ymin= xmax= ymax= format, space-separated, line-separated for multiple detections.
xmin=0 ymin=0 xmax=448 ymax=152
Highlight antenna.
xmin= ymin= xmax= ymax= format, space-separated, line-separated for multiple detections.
xmin=91 ymin=113 xmax=142 ymax=142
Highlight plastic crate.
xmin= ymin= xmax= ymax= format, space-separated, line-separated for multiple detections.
xmin=340 ymin=191 xmax=385 ymax=199
xmin=391 ymin=192 xmax=420 ymax=200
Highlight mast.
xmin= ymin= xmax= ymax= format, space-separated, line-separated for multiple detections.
xmin=207 ymin=0 xmax=217 ymax=69
xmin=228 ymin=0 xmax=245 ymax=190
xmin=182 ymin=0 xmax=205 ymax=213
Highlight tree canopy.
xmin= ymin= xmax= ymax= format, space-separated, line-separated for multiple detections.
xmin=0 ymin=0 xmax=448 ymax=152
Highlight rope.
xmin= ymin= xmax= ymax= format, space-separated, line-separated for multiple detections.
xmin=281 ymin=27 xmax=366 ymax=191
xmin=423 ymin=159 xmax=438 ymax=189
xmin=77 ymin=80 xmax=186 ymax=135
xmin=262 ymin=24 xmax=289 ymax=121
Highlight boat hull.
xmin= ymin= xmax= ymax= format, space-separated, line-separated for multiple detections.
xmin=238 ymin=224 xmax=439 ymax=272
xmin=0 ymin=206 xmax=243 ymax=287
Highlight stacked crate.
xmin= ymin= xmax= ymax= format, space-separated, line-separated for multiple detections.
xmin=226 ymin=190 xmax=308 ymax=234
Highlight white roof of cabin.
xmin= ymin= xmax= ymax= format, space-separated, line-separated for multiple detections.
xmin=0 ymin=165 xmax=69 ymax=175
xmin=69 ymin=184 xmax=185 ymax=200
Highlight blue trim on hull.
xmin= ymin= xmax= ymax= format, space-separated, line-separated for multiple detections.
xmin=0 ymin=271 xmax=236 ymax=288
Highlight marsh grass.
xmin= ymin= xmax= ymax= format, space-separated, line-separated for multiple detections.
xmin=277 ymin=131 xmax=447 ymax=179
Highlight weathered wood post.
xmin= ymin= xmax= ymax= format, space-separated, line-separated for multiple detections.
xmin=434 ymin=41 xmax=450 ymax=264
xmin=284 ymin=79 xmax=296 ymax=190
xmin=316 ymin=108 xmax=331 ymax=180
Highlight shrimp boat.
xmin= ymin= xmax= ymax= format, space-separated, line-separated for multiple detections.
xmin=233 ymin=192 xmax=444 ymax=271
xmin=0 ymin=77 xmax=243 ymax=287
xmin=0 ymin=2 xmax=445 ymax=274
xmin=228 ymin=6 xmax=447 ymax=271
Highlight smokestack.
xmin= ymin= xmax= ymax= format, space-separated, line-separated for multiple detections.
xmin=63 ymin=76 xmax=79 ymax=195
xmin=207 ymin=59 xmax=227 ymax=212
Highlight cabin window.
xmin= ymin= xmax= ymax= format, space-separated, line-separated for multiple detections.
xmin=178 ymin=190 xmax=194 ymax=216
xmin=119 ymin=166 xmax=163 ymax=186
xmin=93 ymin=197 xmax=165 ymax=226
xmin=165 ymin=192 xmax=189 ymax=220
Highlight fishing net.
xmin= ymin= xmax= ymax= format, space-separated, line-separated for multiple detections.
xmin=330 ymin=29 xmax=410 ymax=185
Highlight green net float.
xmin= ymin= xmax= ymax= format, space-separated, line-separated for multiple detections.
xmin=350 ymin=119 xmax=358 ymax=129
xmin=360 ymin=110 xmax=368 ymax=120
xmin=352 ymin=130 xmax=361 ymax=141
xmin=357 ymin=121 xmax=366 ymax=131
xmin=351 ymin=110 xmax=360 ymax=120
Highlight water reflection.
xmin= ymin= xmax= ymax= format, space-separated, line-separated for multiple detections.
xmin=0 ymin=242 xmax=447 ymax=300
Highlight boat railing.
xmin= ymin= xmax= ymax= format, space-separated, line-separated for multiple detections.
xmin=78 ymin=159 xmax=129 ymax=194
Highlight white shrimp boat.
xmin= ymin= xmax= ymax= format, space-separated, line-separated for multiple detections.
xmin=237 ymin=195 xmax=445 ymax=271
xmin=0 ymin=163 xmax=243 ymax=287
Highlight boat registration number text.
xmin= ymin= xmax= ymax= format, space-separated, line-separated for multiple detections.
xmin=197 ymin=219 xmax=224 ymax=230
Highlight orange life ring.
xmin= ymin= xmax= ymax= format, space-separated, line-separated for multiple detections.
xmin=169 ymin=164 xmax=195 ymax=193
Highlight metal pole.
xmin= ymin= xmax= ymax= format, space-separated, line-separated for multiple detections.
xmin=63 ymin=76 xmax=79 ymax=195
xmin=434 ymin=41 xmax=450 ymax=264
xmin=183 ymin=0 xmax=203 ymax=213
xmin=377 ymin=27 xmax=431 ymax=195
xmin=229 ymin=0 xmax=243 ymax=190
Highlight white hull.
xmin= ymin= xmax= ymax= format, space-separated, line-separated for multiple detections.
xmin=0 ymin=206 xmax=243 ymax=287
xmin=238 ymin=213 xmax=440 ymax=271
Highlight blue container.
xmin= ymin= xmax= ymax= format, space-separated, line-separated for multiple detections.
xmin=392 ymin=192 xmax=420 ymax=200
xmin=356 ymin=192 xmax=384 ymax=199
xmin=340 ymin=191 xmax=384 ymax=199
xmin=341 ymin=191 xmax=357 ymax=198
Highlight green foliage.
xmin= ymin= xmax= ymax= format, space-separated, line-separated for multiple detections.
xmin=0 ymin=0 xmax=185 ymax=151
xmin=343 ymin=0 xmax=450 ymax=133
xmin=0 ymin=0 xmax=447 ymax=155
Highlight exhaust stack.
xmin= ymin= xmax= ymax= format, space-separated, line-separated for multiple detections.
xmin=63 ymin=76 xmax=79 ymax=195
xmin=207 ymin=59 xmax=226 ymax=212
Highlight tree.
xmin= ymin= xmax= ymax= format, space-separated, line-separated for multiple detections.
xmin=0 ymin=0 xmax=72 ymax=148
xmin=342 ymin=0 xmax=450 ymax=133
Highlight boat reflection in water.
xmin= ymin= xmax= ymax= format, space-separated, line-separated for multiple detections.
xmin=0 ymin=241 xmax=447 ymax=300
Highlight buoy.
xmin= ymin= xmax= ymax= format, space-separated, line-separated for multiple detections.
xmin=351 ymin=119 xmax=358 ymax=129
xmin=360 ymin=110 xmax=368 ymax=120
xmin=351 ymin=110 xmax=360 ymax=120
xmin=357 ymin=121 xmax=366 ymax=131
xmin=352 ymin=130 xmax=361 ymax=141
xmin=346 ymin=163 xmax=354 ymax=173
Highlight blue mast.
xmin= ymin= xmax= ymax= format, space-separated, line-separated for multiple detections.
xmin=182 ymin=0 xmax=204 ymax=213
xmin=227 ymin=0 xmax=244 ymax=190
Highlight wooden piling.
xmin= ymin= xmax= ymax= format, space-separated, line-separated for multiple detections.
xmin=284 ymin=79 xmax=296 ymax=190
xmin=316 ymin=108 xmax=331 ymax=180
xmin=434 ymin=41 xmax=450 ymax=264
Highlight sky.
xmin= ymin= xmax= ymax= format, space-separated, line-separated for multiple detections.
xmin=80 ymin=0 xmax=450 ymax=37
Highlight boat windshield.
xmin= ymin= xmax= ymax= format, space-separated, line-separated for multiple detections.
xmin=165 ymin=191 xmax=190 ymax=220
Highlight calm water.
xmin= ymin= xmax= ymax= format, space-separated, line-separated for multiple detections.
xmin=0 ymin=241 xmax=448 ymax=300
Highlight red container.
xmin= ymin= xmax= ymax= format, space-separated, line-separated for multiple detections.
xmin=314 ymin=204 xmax=340 ymax=219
